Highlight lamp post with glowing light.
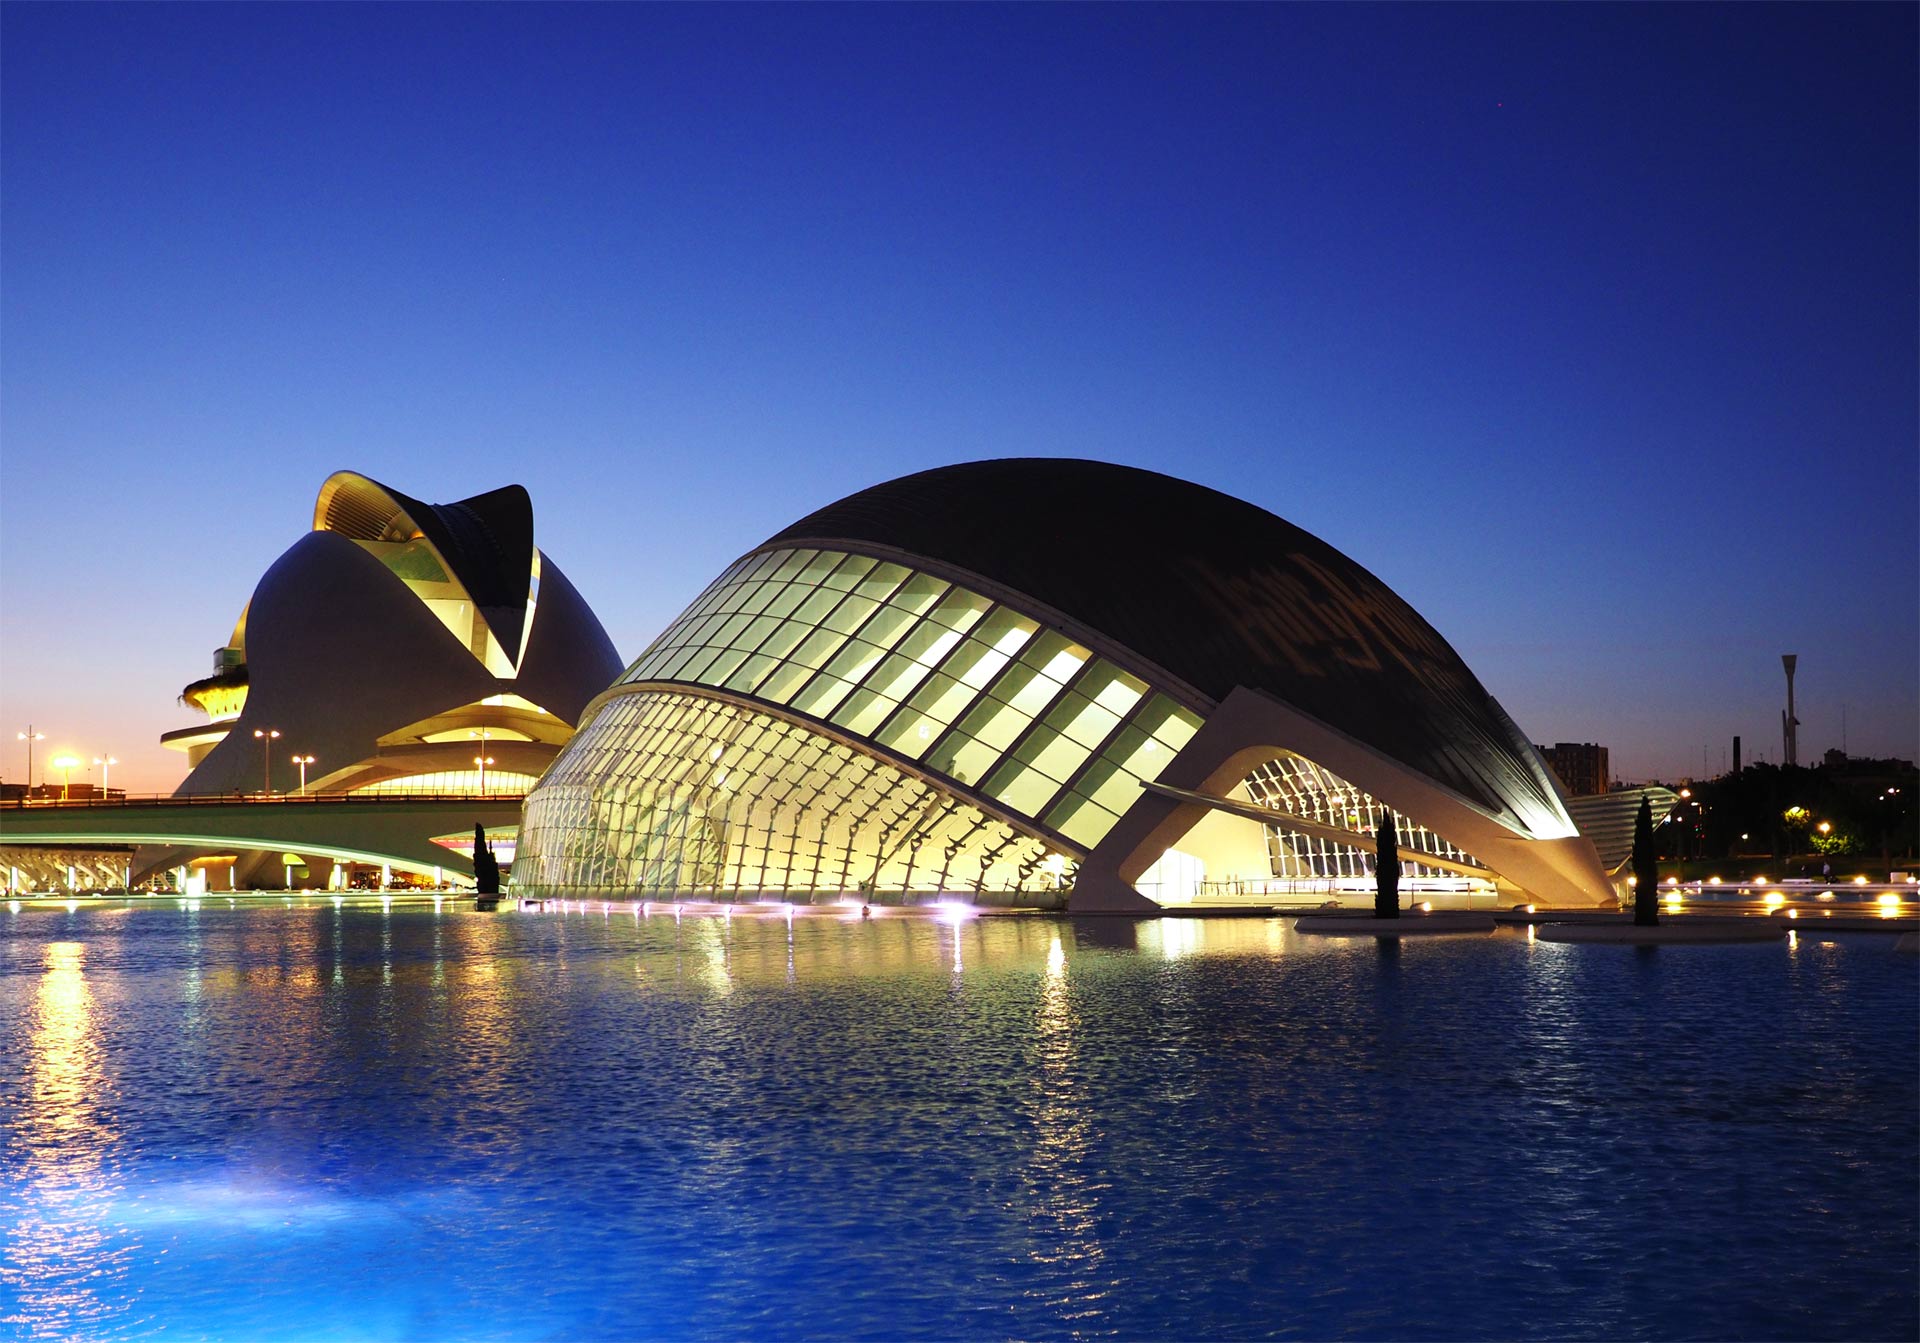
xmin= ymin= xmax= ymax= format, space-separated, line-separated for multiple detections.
xmin=292 ymin=754 xmax=316 ymax=796
xmin=253 ymin=728 xmax=281 ymax=795
xmin=51 ymin=755 xmax=79 ymax=802
xmin=474 ymin=755 xmax=494 ymax=796
xmin=92 ymin=756 xmax=117 ymax=798
xmin=16 ymin=726 xmax=46 ymax=793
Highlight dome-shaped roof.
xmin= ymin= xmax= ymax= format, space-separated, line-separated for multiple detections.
xmin=766 ymin=458 xmax=1563 ymax=832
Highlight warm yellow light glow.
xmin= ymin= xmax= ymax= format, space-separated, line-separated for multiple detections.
xmin=1852 ymin=875 xmax=1868 ymax=885
xmin=1816 ymin=891 xmax=1835 ymax=902
xmin=1876 ymin=893 xmax=1901 ymax=914
xmin=1664 ymin=892 xmax=1683 ymax=906
xmin=1665 ymin=876 xmax=1678 ymax=886
xmin=1785 ymin=908 xmax=1798 ymax=919
xmin=1763 ymin=892 xmax=1784 ymax=908
xmin=50 ymin=755 xmax=78 ymax=770
xmin=1817 ymin=821 xmax=1831 ymax=835
xmin=1707 ymin=876 xmax=1721 ymax=885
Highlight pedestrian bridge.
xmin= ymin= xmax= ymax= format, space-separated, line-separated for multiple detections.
xmin=0 ymin=793 xmax=524 ymax=880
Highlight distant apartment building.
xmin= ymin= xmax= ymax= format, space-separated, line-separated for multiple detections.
xmin=1535 ymin=742 xmax=1611 ymax=797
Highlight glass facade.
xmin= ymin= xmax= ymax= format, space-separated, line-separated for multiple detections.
xmin=516 ymin=690 xmax=1067 ymax=900
xmin=616 ymin=549 xmax=1201 ymax=851
xmin=516 ymin=547 xmax=1205 ymax=900
xmin=1242 ymin=754 xmax=1484 ymax=882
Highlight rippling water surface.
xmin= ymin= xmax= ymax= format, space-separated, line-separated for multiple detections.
xmin=1 ymin=903 xmax=1914 ymax=1341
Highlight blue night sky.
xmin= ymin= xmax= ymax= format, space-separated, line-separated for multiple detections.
xmin=2 ymin=3 xmax=1914 ymax=793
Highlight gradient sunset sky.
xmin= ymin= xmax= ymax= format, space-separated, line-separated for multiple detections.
xmin=3 ymin=3 xmax=1914 ymax=794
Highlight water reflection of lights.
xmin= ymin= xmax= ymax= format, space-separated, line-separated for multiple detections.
xmin=1151 ymin=918 xmax=1204 ymax=960
xmin=1024 ymin=927 xmax=1104 ymax=1296
xmin=9 ymin=941 xmax=129 ymax=1337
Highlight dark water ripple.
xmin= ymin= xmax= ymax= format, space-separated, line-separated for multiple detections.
xmin=0 ymin=906 xmax=1913 ymax=1341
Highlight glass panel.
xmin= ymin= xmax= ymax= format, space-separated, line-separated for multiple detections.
xmin=1044 ymin=693 xmax=1122 ymax=750
xmin=1021 ymin=631 xmax=1090 ymax=687
xmin=735 ymin=613 xmax=784 ymax=653
xmin=875 ymin=706 xmax=944 ymax=759
xmin=762 ymin=583 xmax=810 ymax=620
xmin=924 ymin=588 xmax=991 ymax=633
xmin=1137 ymin=695 xmax=1201 ymax=750
xmin=1045 ymin=794 xmax=1119 ymax=849
xmin=820 ymin=637 xmax=887 ymax=687
xmin=855 ymin=562 xmax=909 ymax=603
xmin=795 ymin=551 xmax=841 ymax=588
xmin=737 ymin=580 xmax=784 ymax=617
xmin=656 ymin=646 xmax=705 ymax=681
xmin=888 ymin=573 xmax=949 ymax=617
xmin=858 ymin=650 xmax=935 ymax=707
xmin=900 ymin=670 xmax=976 ymax=731
xmin=896 ymin=621 xmax=966 ymax=669
xmin=854 ymin=603 xmax=918 ymax=653
xmin=753 ymin=618 xmax=812 ymax=665
xmin=1085 ymin=662 xmax=1148 ymax=718
xmin=1027 ymin=731 xmax=1093 ymax=784
xmin=711 ymin=611 xmax=756 ymax=647
xmin=982 ymin=762 xmax=1063 ymax=818
xmin=755 ymin=660 xmax=815 ymax=705
xmin=974 ymin=607 xmax=1039 ymax=655
xmin=700 ymin=646 xmax=752 ymax=686
xmin=821 ymin=553 xmax=874 ymax=592
xmin=830 ymin=686 xmax=895 ymax=738
xmin=947 ymin=636 xmax=1015 ymax=692
xmin=789 ymin=673 xmax=857 ymax=719
xmin=787 ymin=626 xmax=847 ymax=671
xmin=926 ymin=733 xmax=1000 ymax=789
xmin=770 ymin=549 xmax=815 ymax=581
xmin=948 ymin=694 xmax=1029 ymax=755
xmin=821 ymin=593 xmax=879 ymax=635
xmin=791 ymin=585 xmax=844 ymax=627
xmin=724 ymin=654 xmax=778 ymax=695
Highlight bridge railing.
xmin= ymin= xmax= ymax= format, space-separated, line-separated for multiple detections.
xmin=1 ymin=792 xmax=527 ymax=810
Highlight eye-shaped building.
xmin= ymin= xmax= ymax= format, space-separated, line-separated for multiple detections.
xmin=514 ymin=459 xmax=1614 ymax=911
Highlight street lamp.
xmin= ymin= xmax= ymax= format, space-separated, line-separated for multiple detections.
xmin=1817 ymin=821 xmax=1832 ymax=835
xmin=16 ymin=726 xmax=46 ymax=793
xmin=291 ymin=754 xmax=316 ymax=796
xmin=253 ymin=728 xmax=281 ymax=794
xmin=473 ymin=755 xmax=494 ymax=796
xmin=51 ymin=754 xmax=79 ymax=801
xmin=92 ymin=756 xmax=117 ymax=797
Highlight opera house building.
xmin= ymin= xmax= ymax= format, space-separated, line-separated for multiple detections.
xmin=515 ymin=459 xmax=1616 ymax=912
xmin=146 ymin=471 xmax=621 ymax=885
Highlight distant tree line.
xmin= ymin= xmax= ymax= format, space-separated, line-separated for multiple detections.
xmin=1651 ymin=758 xmax=1917 ymax=869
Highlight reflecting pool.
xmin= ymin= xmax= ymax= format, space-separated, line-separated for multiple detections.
xmin=2 ymin=904 xmax=1915 ymax=1341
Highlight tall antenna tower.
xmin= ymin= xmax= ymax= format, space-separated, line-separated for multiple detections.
xmin=1781 ymin=654 xmax=1799 ymax=767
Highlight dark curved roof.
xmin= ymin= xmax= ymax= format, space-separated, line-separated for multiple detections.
xmin=766 ymin=458 xmax=1566 ymax=834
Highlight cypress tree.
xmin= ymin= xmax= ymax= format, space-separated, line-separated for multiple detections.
xmin=1631 ymin=795 xmax=1659 ymax=926
xmin=1374 ymin=810 xmax=1401 ymax=919
xmin=474 ymin=823 xmax=501 ymax=896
